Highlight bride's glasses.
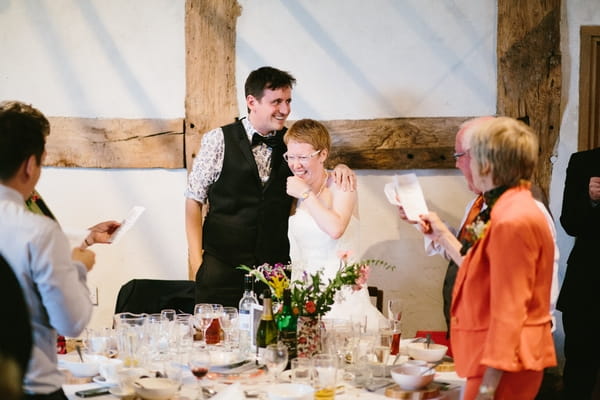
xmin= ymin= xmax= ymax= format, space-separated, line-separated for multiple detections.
xmin=283 ymin=150 xmax=321 ymax=163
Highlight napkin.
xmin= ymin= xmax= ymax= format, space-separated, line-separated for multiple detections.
xmin=210 ymin=382 xmax=245 ymax=400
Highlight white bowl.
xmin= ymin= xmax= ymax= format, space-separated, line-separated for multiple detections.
xmin=60 ymin=354 xmax=108 ymax=377
xmin=267 ymin=383 xmax=315 ymax=400
xmin=406 ymin=342 xmax=448 ymax=362
xmin=133 ymin=377 xmax=179 ymax=400
xmin=390 ymin=364 xmax=435 ymax=390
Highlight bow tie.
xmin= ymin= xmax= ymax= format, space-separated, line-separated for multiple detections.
xmin=251 ymin=132 xmax=280 ymax=148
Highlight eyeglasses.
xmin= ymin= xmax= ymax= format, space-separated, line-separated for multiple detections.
xmin=453 ymin=151 xmax=467 ymax=160
xmin=283 ymin=150 xmax=321 ymax=163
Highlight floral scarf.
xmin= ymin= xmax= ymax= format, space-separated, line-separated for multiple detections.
xmin=459 ymin=184 xmax=510 ymax=255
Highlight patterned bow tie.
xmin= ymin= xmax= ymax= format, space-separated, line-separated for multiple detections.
xmin=251 ymin=132 xmax=279 ymax=148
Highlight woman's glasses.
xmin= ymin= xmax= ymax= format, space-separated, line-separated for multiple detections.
xmin=283 ymin=149 xmax=321 ymax=163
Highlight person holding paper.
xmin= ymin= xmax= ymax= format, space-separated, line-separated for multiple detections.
xmin=0 ymin=101 xmax=96 ymax=399
xmin=395 ymin=116 xmax=559 ymax=339
xmin=25 ymin=189 xmax=121 ymax=249
xmin=284 ymin=119 xmax=386 ymax=331
xmin=419 ymin=117 xmax=556 ymax=400
xmin=184 ymin=67 xmax=355 ymax=308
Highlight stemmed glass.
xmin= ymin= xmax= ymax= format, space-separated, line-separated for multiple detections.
xmin=219 ymin=307 xmax=238 ymax=348
xmin=194 ymin=304 xmax=214 ymax=347
xmin=264 ymin=342 xmax=288 ymax=382
xmin=188 ymin=345 xmax=212 ymax=399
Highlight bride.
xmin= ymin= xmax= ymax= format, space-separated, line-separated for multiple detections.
xmin=284 ymin=119 xmax=386 ymax=331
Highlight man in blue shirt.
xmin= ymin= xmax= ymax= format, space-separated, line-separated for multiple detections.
xmin=0 ymin=101 xmax=95 ymax=399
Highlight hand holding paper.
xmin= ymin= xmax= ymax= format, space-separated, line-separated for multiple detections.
xmin=384 ymin=173 xmax=429 ymax=222
xmin=109 ymin=206 xmax=145 ymax=244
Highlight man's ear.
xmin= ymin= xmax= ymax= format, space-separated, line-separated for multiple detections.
xmin=246 ymin=95 xmax=257 ymax=112
xmin=23 ymin=154 xmax=38 ymax=179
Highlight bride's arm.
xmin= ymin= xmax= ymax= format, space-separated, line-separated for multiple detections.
xmin=302 ymin=180 xmax=357 ymax=239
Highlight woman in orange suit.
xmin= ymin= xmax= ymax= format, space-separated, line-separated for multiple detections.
xmin=420 ymin=117 xmax=556 ymax=400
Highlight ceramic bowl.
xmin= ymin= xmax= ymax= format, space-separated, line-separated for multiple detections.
xmin=406 ymin=342 xmax=448 ymax=362
xmin=60 ymin=354 xmax=108 ymax=377
xmin=267 ymin=383 xmax=315 ymax=400
xmin=390 ymin=364 xmax=435 ymax=390
xmin=133 ymin=377 xmax=179 ymax=400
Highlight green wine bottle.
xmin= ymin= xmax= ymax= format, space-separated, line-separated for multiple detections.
xmin=276 ymin=288 xmax=297 ymax=362
xmin=256 ymin=290 xmax=278 ymax=356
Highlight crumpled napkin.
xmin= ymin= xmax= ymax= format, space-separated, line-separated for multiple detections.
xmin=210 ymin=382 xmax=245 ymax=400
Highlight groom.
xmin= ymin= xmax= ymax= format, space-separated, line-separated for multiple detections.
xmin=185 ymin=66 xmax=354 ymax=307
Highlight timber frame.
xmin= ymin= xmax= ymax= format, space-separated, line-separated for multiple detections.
xmin=44 ymin=0 xmax=561 ymax=197
xmin=579 ymin=26 xmax=600 ymax=151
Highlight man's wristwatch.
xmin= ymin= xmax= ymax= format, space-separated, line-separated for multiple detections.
xmin=300 ymin=189 xmax=311 ymax=199
xmin=479 ymin=384 xmax=496 ymax=397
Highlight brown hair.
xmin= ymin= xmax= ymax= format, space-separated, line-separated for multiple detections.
xmin=284 ymin=119 xmax=331 ymax=153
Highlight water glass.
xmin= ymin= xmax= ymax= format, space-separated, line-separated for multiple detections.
xmin=290 ymin=357 xmax=313 ymax=384
xmin=313 ymin=354 xmax=337 ymax=400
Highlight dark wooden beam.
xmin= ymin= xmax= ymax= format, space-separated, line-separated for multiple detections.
xmin=497 ymin=0 xmax=561 ymax=196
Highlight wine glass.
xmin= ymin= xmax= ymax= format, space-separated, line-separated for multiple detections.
xmin=188 ymin=345 xmax=211 ymax=399
xmin=194 ymin=303 xmax=214 ymax=347
xmin=218 ymin=307 xmax=238 ymax=348
xmin=264 ymin=342 xmax=288 ymax=382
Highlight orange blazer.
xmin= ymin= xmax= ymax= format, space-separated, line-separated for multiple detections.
xmin=450 ymin=185 xmax=557 ymax=378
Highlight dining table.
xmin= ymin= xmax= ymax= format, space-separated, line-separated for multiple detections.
xmin=60 ymin=356 xmax=465 ymax=400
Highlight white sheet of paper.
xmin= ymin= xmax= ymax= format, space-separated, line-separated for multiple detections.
xmin=390 ymin=173 xmax=429 ymax=221
xmin=109 ymin=206 xmax=146 ymax=244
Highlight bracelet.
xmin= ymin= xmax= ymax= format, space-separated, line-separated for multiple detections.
xmin=84 ymin=238 xmax=92 ymax=247
xmin=300 ymin=189 xmax=311 ymax=199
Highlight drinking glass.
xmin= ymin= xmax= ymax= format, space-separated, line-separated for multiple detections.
xmin=194 ymin=304 xmax=214 ymax=347
xmin=218 ymin=307 xmax=238 ymax=348
xmin=160 ymin=309 xmax=177 ymax=321
xmin=205 ymin=304 xmax=224 ymax=345
xmin=114 ymin=312 xmax=147 ymax=367
xmin=370 ymin=328 xmax=392 ymax=377
xmin=188 ymin=345 xmax=211 ymax=399
xmin=264 ymin=342 xmax=288 ymax=382
xmin=291 ymin=357 xmax=313 ymax=384
xmin=313 ymin=354 xmax=337 ymax=400
xmin=387 ymin=298 xmax=404 ymax=321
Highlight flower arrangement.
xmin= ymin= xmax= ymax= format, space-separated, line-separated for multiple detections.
xmin=238 ymin=251 xmax=394 ymax=317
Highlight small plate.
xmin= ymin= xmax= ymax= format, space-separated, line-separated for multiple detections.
xmin=93 ymin=375 xmax=118 ymax=386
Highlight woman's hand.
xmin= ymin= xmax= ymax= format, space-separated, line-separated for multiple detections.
xmin=287 ymin=176 xmax=311 ymax=199
xmin=420 ymin=212 xmax=463 ymax=265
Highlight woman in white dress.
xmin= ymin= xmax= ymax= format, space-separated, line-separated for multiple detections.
xmin=283 ymin=119 xmax=386 ymax=331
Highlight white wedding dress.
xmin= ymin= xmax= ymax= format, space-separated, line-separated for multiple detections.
xmin=288 ymin=208 xmax=387 ymax=331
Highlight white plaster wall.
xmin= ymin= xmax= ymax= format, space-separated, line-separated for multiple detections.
xmin=2 ymin=0 xmax=585 ymax=364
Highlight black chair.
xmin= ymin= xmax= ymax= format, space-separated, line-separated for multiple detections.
xmin=367 ymin=286 xmax=384 ymax=312
xmin=114 ymin=279 xmax=196 ymax=315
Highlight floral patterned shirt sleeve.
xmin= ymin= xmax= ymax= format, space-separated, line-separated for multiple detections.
xmin=184 ymin=127 xmax=225 ymax=203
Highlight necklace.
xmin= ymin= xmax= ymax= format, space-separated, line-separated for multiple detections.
xmin=315 ymin=170 xmax=328 ymax=197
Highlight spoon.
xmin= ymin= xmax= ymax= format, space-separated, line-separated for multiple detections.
xmin=420 ymin=359 xmax=443 ymax=375
xmin=75 ymin=344 xmax=85 ymax=363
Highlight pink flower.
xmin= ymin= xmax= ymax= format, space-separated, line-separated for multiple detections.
xmin=352 ymin=264 xmax=370 ymax=291
xmin=336 ymin=250 xmax=353 ymax=262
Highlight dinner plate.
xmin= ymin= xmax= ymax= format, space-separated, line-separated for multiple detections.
xmin=92 ymin=375 xmax=118 ymax=386
xmin=206 ymin=364 xmax=266 ymax=383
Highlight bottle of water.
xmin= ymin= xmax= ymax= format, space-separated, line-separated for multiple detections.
xmin=238 ymin=274 xmax=258 ymax=353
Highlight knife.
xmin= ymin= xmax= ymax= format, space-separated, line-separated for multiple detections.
xmin=209 ymin=359 xmax=253 ymax=373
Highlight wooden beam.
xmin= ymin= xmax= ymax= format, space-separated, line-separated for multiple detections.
xmin=322 ymin=117 xmax=473 ymax=170
xmin=184 ymin=0 xmax=241 ymax=170
xmin=45 ymin=117 xmax=183 ymax=168
xmin=497 ymin=0 xmax=561 ymax=196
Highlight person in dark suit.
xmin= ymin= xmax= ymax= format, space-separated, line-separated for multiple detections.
xmin=558 ymin=147 xmax=600 ymax=400
xmin=185 ymin=66 xmax=354 ymax=307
